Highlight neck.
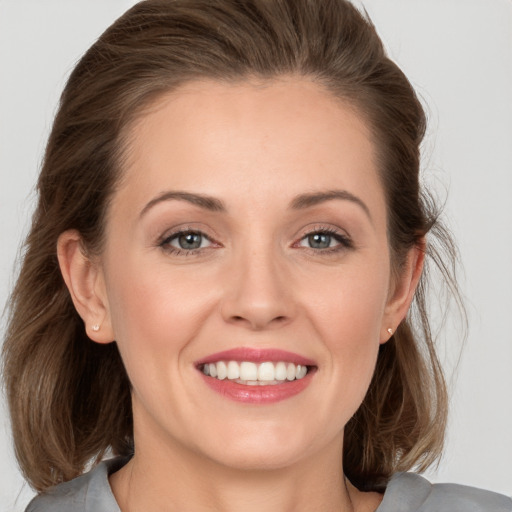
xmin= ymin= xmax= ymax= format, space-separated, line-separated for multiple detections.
xmin=110 ymin=432 xmax=356 ymax=512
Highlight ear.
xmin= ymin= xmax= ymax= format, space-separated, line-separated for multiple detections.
xmin=57 ymin=230 xmax=114 ymax=344
xmin=380 ymin=240 xmax=425 ymax=343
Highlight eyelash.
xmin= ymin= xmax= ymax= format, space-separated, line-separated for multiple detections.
xmin=296 ymin=226 xmax=354 ymax=254
xmin=158 ymin=228 xmax=215 ymax=256
xmin=158 ymin=226 xmax=353 ymax=256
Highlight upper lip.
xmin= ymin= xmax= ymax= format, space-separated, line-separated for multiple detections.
xmin=195 ymin=347 xmax=316 ymax=367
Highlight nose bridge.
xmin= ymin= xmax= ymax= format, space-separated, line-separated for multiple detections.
xmin=221 ymin=235 xmax=293 ymax=329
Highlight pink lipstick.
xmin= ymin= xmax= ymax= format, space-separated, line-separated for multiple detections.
xmin=195 ymin=348 xmax=317 ymax=404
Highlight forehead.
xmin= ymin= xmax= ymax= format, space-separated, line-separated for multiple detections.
xmin=113 ymin=77 xmax=385 ymax=223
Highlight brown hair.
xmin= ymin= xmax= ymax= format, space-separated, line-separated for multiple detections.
xmin=2 ymin=0 xmax=460 ymax=493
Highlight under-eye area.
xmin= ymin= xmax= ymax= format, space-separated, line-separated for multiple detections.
xmin=199 ymin=361 xmax=317 ymax=385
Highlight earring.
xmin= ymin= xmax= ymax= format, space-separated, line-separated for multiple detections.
xmin=387 ymin=328 xmax=393 ymax=335
xmin=92 ymin=324 xmax=100 ymax=332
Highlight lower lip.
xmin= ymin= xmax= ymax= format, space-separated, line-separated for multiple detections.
xmin=199 ymin=370 xmax=315 ymax=404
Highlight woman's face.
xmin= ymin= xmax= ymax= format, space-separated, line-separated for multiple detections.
xmin=95 ymin=78 xmax=411 ymax=470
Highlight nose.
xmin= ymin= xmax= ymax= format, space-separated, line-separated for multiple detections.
xmin=220 ymin=245 xmax=295 ymax=330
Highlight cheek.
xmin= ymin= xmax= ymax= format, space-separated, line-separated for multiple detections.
xmin=303 ymin=259 xmax=389 ymax=396
xmin=103 ymin=258 xmax=217 ymax=367
xmin=306 ymin=259 xmax=389 ymax=342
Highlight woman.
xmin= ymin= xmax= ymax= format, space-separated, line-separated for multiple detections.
xmin=2 ymin=0 xmax=511 ymax=511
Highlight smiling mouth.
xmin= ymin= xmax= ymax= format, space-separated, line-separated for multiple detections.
xmin=199 ymin=361 xmax=314 ymax=386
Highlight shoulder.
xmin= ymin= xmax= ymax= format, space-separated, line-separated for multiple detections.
xmin=379 ymin=472 xmax=512 ymax=512
xmin=25 ymin=457 xmax=127 ymax=512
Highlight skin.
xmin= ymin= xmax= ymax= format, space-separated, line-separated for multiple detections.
xmin=58 ymin=77 xmax=423 ymax=512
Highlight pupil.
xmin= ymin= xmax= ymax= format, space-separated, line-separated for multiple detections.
xmin=309 ymin=233 xmax=330 ymax=249
xmin=179 ymin=232 xmax=202 ymax=249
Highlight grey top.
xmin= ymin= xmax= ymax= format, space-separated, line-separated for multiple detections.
xmin=26 ymin=457 xmax=512 ymax=512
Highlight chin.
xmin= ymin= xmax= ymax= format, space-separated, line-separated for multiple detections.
xmin=207 ymin=444 xmax=307 ymax=472
xmin=191 ymin=420 xmax=333 ymax=472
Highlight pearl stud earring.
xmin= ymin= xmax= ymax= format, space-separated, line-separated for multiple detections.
xmin=92 ymin=324 xmax=100 ymax=332
xmin=387 ymin=328 xmax=393 ymax=335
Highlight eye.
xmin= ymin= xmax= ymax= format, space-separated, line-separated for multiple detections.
xmin=297 ymin=228 xmax=353 ymax=251
xmin=173 ymin=231 xmax=207 ymax=250
xmin=301 ymin=232 xmax=336 ymax=249
xmin=160 ymin=230 xmax=213 ymax=253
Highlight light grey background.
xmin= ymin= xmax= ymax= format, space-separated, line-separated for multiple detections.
xmin=1 ymin=0 xmax=511 ymax=510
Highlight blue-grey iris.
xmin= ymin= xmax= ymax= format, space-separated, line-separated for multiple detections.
xmin=178 ymin=232 xmax=202 ymax=249
xmin=308 ymin=233 xmax=331 ymax=249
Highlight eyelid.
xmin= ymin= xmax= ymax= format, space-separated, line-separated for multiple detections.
xmin=157 ymin=226 xmax=221 ymax=255
xmin=159 ymin=228 xmax=211 ymax=246
xmin=293 ymin=224 xmax=354 ymax=250
xmin=169 ymin=231 xmax=212 ymax=249
xmin=156 ymin=222 xmax=218 ymax=244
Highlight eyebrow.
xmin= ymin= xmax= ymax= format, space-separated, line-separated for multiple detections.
xmin=290 ymin=189 xmax=372 ymax=220
xmin=139 ymin=191 xmax=226 ymax=218
xmin=140 ymin=188 xmax=371 ymax=221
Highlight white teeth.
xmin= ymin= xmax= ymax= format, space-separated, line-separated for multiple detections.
xmin=258 ymin=362 xmax=275 ymax=381
xmin=296 ymin=364 xmax=307 ymax=379
xmin=202 ymin=361 xmax=310 ymax=384
xmin=240 ymin=361 xmax=258 ymax=381
xmin=216 ymin=361 xmax=227 ymax=380
xmin=227 ymin=361 xmax=240 ymax=380
xmin=241 ymin=380 xmax=280 ymax=386
xmin=286 ymin=363 xmax=296 ymax=381
xmin=275 ymin=362 xmax=287 ymax=381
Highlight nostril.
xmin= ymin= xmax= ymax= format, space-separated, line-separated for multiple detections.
xmin=233 ymin=315 xmax=285 ymax=321
xmin=232 ymin=315 xmax=287 ymax=324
